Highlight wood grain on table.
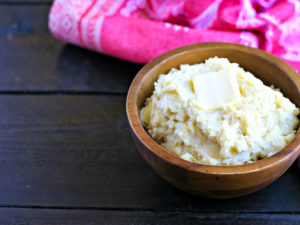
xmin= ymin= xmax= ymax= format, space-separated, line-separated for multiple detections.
xmin=0 ymin=1 xmax=299 ymax=225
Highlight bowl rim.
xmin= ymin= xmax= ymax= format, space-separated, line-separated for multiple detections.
xmin=126 ymin=42 xmax=300 ymax=175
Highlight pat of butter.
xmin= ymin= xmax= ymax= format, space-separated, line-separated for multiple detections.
xmin=192 ymin=71 xmax=241 ymax=109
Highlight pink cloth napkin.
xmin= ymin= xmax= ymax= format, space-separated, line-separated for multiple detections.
xmin=49 ymin=0 xmax=300 ymax=73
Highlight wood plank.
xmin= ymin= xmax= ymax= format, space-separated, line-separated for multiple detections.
xmin=0 ymin=5 xmax=142 ymax=93
xmin=0 ymin=34 xmax=142 ymax=93
xmin=0 ymin=1 xmax=51 ymax=3
xmin=0 ymin=5 xmax=49 ymax=33
xmin=0 ymin=208 xmax=299 ymax=225
xmin=0 ymin=94 xmax=298 ymax=212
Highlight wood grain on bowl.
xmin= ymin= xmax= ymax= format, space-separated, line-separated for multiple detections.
xmin=126 ymin=42 xmax=300 ymax=198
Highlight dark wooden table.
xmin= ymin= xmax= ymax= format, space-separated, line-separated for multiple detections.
xmin=0 ymin=1 xmax=299 ymax=224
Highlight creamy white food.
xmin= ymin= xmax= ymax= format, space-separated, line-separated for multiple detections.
xmin=140 ymin=57 xmax=299 ymax=165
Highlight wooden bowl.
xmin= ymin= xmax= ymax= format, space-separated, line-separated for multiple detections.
xmin=126 ymin=42 xmax=300 ymax=198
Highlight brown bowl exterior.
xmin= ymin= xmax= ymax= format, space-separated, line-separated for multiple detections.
xmin=126 ymin=42 xmax=300 ymax=198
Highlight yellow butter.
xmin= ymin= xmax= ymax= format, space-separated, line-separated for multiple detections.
xmin=192 ymin=71 xmax=241 ymax=109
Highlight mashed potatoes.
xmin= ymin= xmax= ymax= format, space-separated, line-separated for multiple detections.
xmin=140 ymin=57 xmax=299 ymax=165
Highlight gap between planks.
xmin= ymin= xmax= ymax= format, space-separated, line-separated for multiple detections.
xmin=0 ymin=205 xmax=298 ymax=215
xmin=0 ymin=91 xmax=127 ymax=96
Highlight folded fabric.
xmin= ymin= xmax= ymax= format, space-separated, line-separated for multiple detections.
xmin=49 ymin=0 xmax=300 ymax=73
